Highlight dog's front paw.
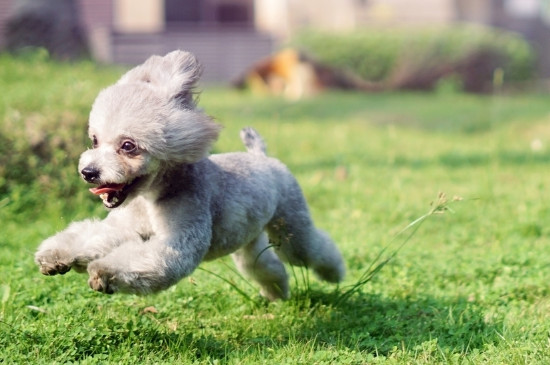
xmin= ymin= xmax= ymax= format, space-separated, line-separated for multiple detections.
xmin=35 ymin=248 xmax=73 ymax=276
xmin=87 ymin=262 xmax=118 ymax=294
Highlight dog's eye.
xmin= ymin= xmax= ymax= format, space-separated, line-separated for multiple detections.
xmin=120 ymin=140 xmax=137 ymax=153
xmin=92 ymin=135 xmax=98 ymax=148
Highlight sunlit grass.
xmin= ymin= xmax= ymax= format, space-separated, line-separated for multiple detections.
xmin=2 ymin=54 xmax=550 ymax=363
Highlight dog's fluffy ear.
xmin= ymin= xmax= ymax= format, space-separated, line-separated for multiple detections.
xmin=117 ymin=50 xmax=201 ymax=106
xmin=151 ymin=109 xmax=222 ymax=164
xmin=110 ymin=50 xmax=221 ymax=163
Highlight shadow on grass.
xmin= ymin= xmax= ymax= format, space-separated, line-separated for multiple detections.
xmin=147 ymin=290 xmax=500 ymax=360
xmin=285 ymin=290 xmax=501 ymax=357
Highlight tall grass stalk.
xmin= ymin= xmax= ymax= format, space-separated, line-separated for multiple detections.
xmin=333 ymin=193 xmax=463 ymax=306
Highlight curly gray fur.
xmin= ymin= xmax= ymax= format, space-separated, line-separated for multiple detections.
xmin=35 ymin=50 xmax=345 ymax=300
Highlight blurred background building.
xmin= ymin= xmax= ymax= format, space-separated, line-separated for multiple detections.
xmin=1 ymin=0 xmax=550 ymax=82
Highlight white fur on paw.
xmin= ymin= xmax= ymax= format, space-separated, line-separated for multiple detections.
xmin=88 ymin=264 xmax=117 ymax=294
xmin=35 ymin=249 xmax=73 ymax=276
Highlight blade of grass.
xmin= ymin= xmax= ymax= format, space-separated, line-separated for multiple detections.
xmin=197 ymin=266 xmax=260 ymax=306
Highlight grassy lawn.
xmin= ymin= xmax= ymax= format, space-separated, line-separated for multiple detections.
xmin=2 ymin=54 xmax=550 ymax=363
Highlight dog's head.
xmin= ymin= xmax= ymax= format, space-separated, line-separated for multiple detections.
xmin=78 ymin=51 xmax=221 ymax=208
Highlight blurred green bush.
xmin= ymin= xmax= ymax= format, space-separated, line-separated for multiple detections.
xmin=0 ymin=51 xmax=121 ymax=219
xmin=292 ymin=25 xmax=536 ymax=92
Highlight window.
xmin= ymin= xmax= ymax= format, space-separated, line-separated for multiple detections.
xmin=164 ymin=0 xmax=253 ymax=25
xmin=216 ymin=3 xmax=250 ymax=23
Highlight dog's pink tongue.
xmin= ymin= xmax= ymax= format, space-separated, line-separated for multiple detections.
xmin=89 ymin=183 xmax=125 ymax=195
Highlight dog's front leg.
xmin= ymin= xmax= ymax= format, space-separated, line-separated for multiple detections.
xmin=86 ymin=215 xmax=211 ymax=295
xmin=35 ymin=211 xmax=145 ymax=275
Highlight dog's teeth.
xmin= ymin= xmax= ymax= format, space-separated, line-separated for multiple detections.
xmin=100 ymin=193 xmax=108 ymax=201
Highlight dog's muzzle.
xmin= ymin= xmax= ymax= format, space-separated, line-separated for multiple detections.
xmin=80 ymin=166 xmax=133 ymax=209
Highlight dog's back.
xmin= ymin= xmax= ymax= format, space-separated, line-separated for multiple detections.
xmin=208 ymin=128 xmax=345 ymax=291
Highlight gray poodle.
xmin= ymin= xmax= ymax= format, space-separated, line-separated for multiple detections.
xmin=34 ymin=50 xmax=345 ymax=300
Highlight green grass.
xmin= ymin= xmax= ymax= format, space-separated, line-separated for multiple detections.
xmin=3 ymin=53 xmax=550 ymax=363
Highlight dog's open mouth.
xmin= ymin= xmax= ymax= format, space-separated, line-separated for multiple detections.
xmin=89 ymin=182 xmax=130 ymax=208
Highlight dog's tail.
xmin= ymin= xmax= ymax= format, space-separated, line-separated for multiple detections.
xmin=240 ymin=127 xmax=267 ymax=156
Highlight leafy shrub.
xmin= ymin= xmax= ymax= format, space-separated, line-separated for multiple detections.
xmin=292 ymin=25 xmax=536 ymax=92
xmin=0 ymin=51 xmax=121 ymax=218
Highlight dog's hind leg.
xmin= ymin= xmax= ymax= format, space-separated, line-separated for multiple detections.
xmin=267 ymin=187 xmax=345 ymax=284
xmin=231 ymin=232 xmax=289 ymax=301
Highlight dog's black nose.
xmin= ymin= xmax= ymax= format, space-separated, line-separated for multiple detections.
xmin=81 ymin=166 xmax=100 ymax=183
